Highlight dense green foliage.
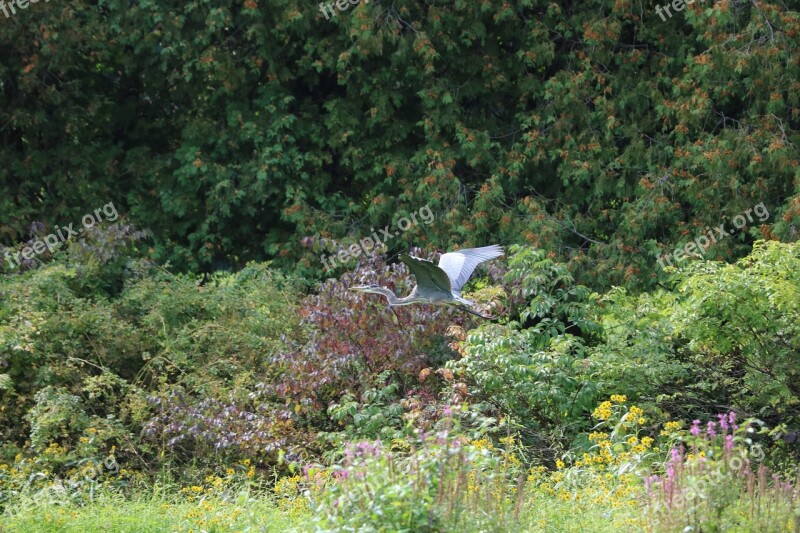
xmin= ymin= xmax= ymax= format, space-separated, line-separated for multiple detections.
xmin=451 ymin=245 xmax=600 ymax=454
xmin=1 ymin=235 xmax=798 ymax=472
xmin=588 ymin=240 xmax=800 ymax=432
xmin=0 ymin=251 xmax=302 ymax=472
xmin=2 ymin=0 xmax=798 ymax=289
xmin=0 ymin=225 xmax=799 ymax=530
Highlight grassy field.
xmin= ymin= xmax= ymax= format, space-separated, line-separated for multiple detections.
xmin=2 ymin=469 xmax=796 ymax=532
xmin=1 ymin=489 xmax=643 ymax=533
xmin=1 ymin=489 xmax=299 ymax=533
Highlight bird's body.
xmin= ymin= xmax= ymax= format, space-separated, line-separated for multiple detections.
xmin=350 ymin=245 xmax=504 ymax=319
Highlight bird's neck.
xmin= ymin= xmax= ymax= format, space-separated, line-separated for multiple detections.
xmin=373 ymin=287 xmax=418 ymax=306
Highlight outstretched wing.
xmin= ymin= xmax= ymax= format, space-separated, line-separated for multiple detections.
xmin=437 ymin=245 xmax=504 ymax=294
xmin=398 ymin=254 xmax=453 ymax=299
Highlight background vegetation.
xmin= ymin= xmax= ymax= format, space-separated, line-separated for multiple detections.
xmin=1 ymin=0 xmax=798 ymax=287
xmin=1 ymin=0 xmax=799 ymax=531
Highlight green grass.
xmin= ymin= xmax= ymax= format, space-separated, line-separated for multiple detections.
xmin=2 ymin=477 xmax=796 ymax=532
xmin=1 ymin=488 xmax=306 ymax=533
xmin=2 ymin=490 xmax=636 ymax=533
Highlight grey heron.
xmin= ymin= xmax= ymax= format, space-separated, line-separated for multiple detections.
xmin=350 ymin=245 xmax=504 ymax=319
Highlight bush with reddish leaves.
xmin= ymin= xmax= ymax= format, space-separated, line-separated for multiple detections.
xmin=261 ymin=252 xmax=484 ymax=454
xmin=141 ymin=251 xmax=492 ymax=468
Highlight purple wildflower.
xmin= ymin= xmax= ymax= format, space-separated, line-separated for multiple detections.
xmin=718 ymin=413 xmax=729 ymax=431
xmin=645 ymin=474 xmax=659 ymax=493
xmin=690 ymin=419 xmax=701 ymax=436
xmin=725 ymin=434 xmax=734 ymax=451
xmin=706 ymin=421 xmax=717 ymax=437
xmin=670 ymin=446 xmax=682 ymax=463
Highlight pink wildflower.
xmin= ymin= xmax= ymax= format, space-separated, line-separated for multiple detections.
xmin=670 ymin=446 xmax=682 ymax=462
xmin=645 ymin=474 xmax=659 ymax=493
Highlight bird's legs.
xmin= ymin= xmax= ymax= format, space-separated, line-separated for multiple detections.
xmin=389 ymin=304 xmax=404 ymax=326
xmin=455 ymin=304 xmax=499 ymax=320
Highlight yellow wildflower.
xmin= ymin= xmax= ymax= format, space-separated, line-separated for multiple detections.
xmin=588 ymin=431 xmax=609 ymax=441
xmin=660 ymin=421 xmax=681 ymax=436
xmin=470 ymin=438 xmax=495 ymax=451
xmin=627 ymin=405 xmax=644 ymax=420
xmin=592 ymin=401 xmax=613 ymax=420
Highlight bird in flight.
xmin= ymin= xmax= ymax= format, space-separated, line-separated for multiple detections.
xmin=350 ymin=245 xmax=504 ymax=319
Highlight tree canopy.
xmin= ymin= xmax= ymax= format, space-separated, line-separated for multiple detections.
xmin=2 ymin=0 xmax=798 ymax=287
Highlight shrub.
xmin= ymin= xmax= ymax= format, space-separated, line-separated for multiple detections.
xmin=134 ymin=263 xmax=306 ymax=466
xmin=261 ymin=252 xmax=471 ymax=455
xmin=672 ymin=241 xmax=800 ymax=428
xmin=588 ymin=241 xmax=800 ymax=435
xmin=587 ymin=286 xmax=697 ymax=407
xmin=452 ymin=246 xmax=599 ymax=453
xmin=0 ymin=252 xmax=303 ymax=478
